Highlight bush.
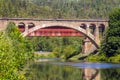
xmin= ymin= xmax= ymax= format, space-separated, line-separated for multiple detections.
xmin=0 ymin=22 xmax=34 ymax=80
xmin=108 ymin=54 xmax=120 ymax=62
xmin=100 ymin=8 xmax=120 ymax=57
xmin=86 ymin=54 xmax=107 ymax=62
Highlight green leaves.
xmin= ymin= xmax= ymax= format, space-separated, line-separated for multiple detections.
xmin=109 ymin=8 xmax=120 ymax=22
xmin=0 ymin=22 xmax=34 ymax=79
xmin=100 ymin=8 xmax=120 ymax=58
xmin=28 ymin=36 xmax=83 ymax=60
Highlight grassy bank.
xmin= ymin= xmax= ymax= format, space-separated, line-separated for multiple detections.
xmin=86 ymin=54 xmax=120 ymax=63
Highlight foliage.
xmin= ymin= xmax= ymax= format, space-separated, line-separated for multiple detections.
xmin=0 ymin=22 xmax=34 ymax=80
xmin=101 ymin=68 xmax=120 ymax=80
xmin=53 ymin=47 xmax=63 ymax=58
xmin=27 ymin=37 xmax=84 ymax=60
xmin=108 ymin=54 xmax=120 ymax=62
xmin=62 ymin=45 xmax=76 ymax=60
xmin=100 ymin=8 xmax=120 ymax=57
xmin=87 ymin=53 xmax=120 ymax=63
xmin=86 ymin=54 xmax=107 ymax=62
xmin=0 ymin=0 xmax=120 ymax=19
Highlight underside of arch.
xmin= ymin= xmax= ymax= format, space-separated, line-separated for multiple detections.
xmin=27 ymin=26 xmax=84 ymax=37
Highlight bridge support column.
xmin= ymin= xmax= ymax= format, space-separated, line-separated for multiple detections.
xmin=86 ymin=24 xmax=90 ymax=34
xmin=82 ymin=37 xmax=97 ymax=54
xmin=24 ymin=24 xmax=29 ymax=35
xmin=95 ymin=25 xmax=100 ymax=46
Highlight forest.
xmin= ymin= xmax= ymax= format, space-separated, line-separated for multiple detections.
xmin=0 ymin=0 xmax=120 ymax=19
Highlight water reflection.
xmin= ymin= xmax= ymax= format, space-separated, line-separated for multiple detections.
xmin=101 ymin=68 xmax=120 ymax=80
xmin=72 ymin=62 xmax=120 ymax=69
xmin=82 ymin=68 xmax=120 ymax=80
xmin=26 ymin=63 xmax=83 ymax=80
xmin=52 ymin=62 xmax=120 ymax=69
xmin=52 ymin=62 xmax=120 ymax=80
xmin=82 ymin=68 xmax=100 ymax=80
xmin=26 ymin=62 xmax=120 ymax=80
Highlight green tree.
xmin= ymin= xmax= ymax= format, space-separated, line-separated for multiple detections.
xmin=100 ymin=8 xmax=120 ymax=57
xmin=0 ymin=22 xmax=34 ymax=80
xmin=63 ymin=45 xmax=76 ymax=60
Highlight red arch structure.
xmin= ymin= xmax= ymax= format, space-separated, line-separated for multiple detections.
xmin=25 ymin=26 xmax=84 ymax=37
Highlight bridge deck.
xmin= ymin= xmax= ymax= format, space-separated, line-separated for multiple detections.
xmin=0 ymin=18 xmax=108 ymax=22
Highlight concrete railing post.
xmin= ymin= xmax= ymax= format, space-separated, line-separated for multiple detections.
xmin=86 ymin=24 xmax=90 ymax=35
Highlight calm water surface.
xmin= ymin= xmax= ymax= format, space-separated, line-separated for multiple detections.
xmin=26 ymin=58 xmax=120 ymax=80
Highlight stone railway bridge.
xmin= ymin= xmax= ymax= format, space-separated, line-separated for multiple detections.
xmin=0 ymin=18 xmax=108 ymax=54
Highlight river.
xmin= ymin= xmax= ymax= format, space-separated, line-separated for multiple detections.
xmin=26 ymin=58 xmax=120 ymax=80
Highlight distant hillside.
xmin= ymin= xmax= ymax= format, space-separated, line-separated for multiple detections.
xmin=0 ymin=0 xmax=120 ymax=19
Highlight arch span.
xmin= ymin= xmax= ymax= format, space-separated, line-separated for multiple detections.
xmin=22 ymin=23 xmax=99 ymax=48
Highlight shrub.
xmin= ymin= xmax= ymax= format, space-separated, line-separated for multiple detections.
xmin=0 ymin=22 xmax=34 ymax=80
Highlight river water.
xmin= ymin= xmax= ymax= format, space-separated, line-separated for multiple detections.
xmin=26 ymin=58 xmax=120 ymax=80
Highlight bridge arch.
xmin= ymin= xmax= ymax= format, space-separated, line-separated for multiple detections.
xmin=99 ymin=24 xmax=105 ymax=32
xmin=22 ymin=23 xmax=99 ymax=48
xmin=89 ymin=24 xmax=96 ymax=35
xmin=99 ymin=24 xmax=105 ymax=38
xmin=18 ymin=22 xmax=25 ymax=32
xmin=80 ymin=23 xmax=87 ymax=30
xmin=28 ymin=22 xmax=35 ymax=29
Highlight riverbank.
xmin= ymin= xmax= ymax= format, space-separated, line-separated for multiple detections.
xmin=34 ymin=52 xmax=54 ymax=59
xmin=86 ymin=54 xmax=120 ymax=63
xmin=34 ymin=52 xmax=120 ymax=63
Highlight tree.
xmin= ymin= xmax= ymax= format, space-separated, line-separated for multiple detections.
xmin=100 ymin=8 xmax=120 ymax=57
xmin=0 ymin=22 xmax=34 ymax=80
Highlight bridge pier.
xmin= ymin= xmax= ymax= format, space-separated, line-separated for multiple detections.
xmin=81 ymin=24 xmax=97 ymax=54
xmin=25 ymin=25 xmax=29 ymax=34
xmin=82 ymin=37 xmax=97 ymax=54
